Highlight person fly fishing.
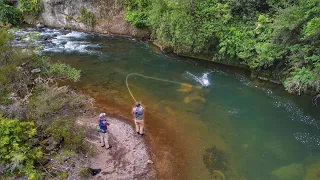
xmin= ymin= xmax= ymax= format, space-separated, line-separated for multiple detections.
xmin=97 ymin=113 xmax=111 ymax=149
xmin=132 ymin=102 xmax=144 ymax=135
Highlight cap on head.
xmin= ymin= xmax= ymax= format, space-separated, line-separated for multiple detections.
xmin=135 ymin=102 xmax=141 ymax=107
xmin=99 ymin=113 xmax=106 ymax=118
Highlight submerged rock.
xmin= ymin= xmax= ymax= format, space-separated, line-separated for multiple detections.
xmin=183 ymin=95 xmax=205 ymax=104
xmin=212 ymin=170 xmax=226 ymax=180
xmin=203 ymin=146 xmax=228 ymax=174
xmin=303 ymin=160 xmax=320 ymax=180
xmin=270 ymin=163 xmax=304 ymax=180
xmin=177 ymin=83 xmax=193 ymax=93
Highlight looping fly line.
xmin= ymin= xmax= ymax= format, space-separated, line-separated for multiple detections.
xmin=126 ymin=73 xmax=201 ymax=103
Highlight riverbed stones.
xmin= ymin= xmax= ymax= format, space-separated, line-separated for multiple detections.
xmin=177 ymin=83 xmax=193 ymax=93
xmin=270 ymin=163 xmax=304 ymax=180
xmin=184 ymin=95 xmax=205 ymax=103
xmin=212 ymin=170 xmax=226 ymax=180
xmin=203 ymin=146 xmax=228 ymax=174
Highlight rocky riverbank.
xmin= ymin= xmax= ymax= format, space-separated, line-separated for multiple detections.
xmin=76 ymin=114 xmax=156 ymax=179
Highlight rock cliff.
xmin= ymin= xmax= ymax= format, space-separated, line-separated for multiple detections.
xmin=39 ymin=0 xmax=149 ymax=38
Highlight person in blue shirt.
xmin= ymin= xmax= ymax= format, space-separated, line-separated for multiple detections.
xmin=132 ymin=102 xmax=144 ymax=135
xmin=98 ymin=113 xmax=111 ymax=149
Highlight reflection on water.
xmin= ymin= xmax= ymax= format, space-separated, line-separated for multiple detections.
xmin=13 ymin=28 xmax=320 ymax=180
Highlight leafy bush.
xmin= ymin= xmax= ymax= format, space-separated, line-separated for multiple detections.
xmin=79 ymin=8 xmax=95 ymax=27
xmin=45 ymin=117 xmax=87 ymax=153
xmin=19 ymin=0 xmax=40 ymax=15
xmin=0 ymin=115 xmax=43 ymax=179
xmin=27 ymin=84 xmax=89 ymax=153
xmin=0 ymin=3 xmax=22 ymax=25
xmin=48 ymin=63 xmax=81 ymax=81
xmin=302 ymin=17 xmax=320 ymax=39
xmin=284 ymin=67 xmax=318 ymax=95
xmin=28 ymin=85 xmax=88 ymax=128
xmin=125 ymin=0 xmax=150 ymax=28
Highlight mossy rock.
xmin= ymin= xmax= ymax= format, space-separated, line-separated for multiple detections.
xmin=270 ymin=163 xmax=304 ymax=180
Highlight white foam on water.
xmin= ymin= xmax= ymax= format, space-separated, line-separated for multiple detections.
xmin=255 ymin=86 xmax=319 ymax=129
xmin=59 ymin=31 xmax=87 ymax=39
xmin=185 ymin=72 xmax=211 ymax=87
xmin=43 ymin=31 xmax=100 ymax=54
xmin=294 ymin=132 xmax=320 ymax=148
xmin=228 ymin=108 xmax=240 ymax=117
xmin=10 ymin=28 xmax=100 ymax=55
xmin=231 ymin=72 xmax=318 ymax=129
xmin=40 ymin=29 xmax=62 ymax=37
xmin=43 ymin=40 xmax=99 ymax=54
xmin=235 ymin=74 xmax=251 ymax=86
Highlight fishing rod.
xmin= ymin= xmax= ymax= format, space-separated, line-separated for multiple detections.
xmin=126 ymin=73 xmax=202 ymax=103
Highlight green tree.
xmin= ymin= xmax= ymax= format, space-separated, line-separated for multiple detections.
xmin=19 ymin=0 xmax=40 ymax=15
xmin=0 ymin=1 xmax=22 ymax=25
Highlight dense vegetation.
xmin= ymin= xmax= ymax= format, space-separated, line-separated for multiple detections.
xmin=0 ymin=0 xmax=40 ymax=25
xmin=0 ymin=26 xmax=91 ymax=179
xmin=125 ymin=0 xmax=320 ymax=100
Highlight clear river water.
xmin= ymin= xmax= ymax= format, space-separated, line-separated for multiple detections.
xmin=13 ymin=28 xmax=320 ymax=180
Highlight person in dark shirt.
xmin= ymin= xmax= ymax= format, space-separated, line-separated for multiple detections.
xmin=132 ymin=102 xmax=144 ymax=135
xmin=98 ymin=113 xmax=111 ymax=149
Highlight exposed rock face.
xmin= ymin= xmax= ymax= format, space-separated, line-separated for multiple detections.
xmin=39 ymin=0 xmax=149 ymax=38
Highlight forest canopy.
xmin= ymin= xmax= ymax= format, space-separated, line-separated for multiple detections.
xmin=125 ymin=0 xmax=320 ymax=99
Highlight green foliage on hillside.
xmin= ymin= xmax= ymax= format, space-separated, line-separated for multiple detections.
xmin=0 ymin=1 xmax=22 ymax=25
xmin=0 ymin=116 xmax=43 ymax=179
xmin=124 ymin=0 xmax=320 ymax=97
xmin=19 ymin=0 xmax=40 ymax=15
xmin=0 ymin=27 xmax=90 ymax=179
xmin=0 ymin=0 xmax=40 ymax=25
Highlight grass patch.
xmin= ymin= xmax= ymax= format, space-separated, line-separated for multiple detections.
xmin=78 ymin=167 xmax=91 ymax=178
xmin=79 ymin=8 xmax=96 ymax=27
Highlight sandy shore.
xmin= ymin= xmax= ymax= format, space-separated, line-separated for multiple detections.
xmin=77 ymin=115 xmax=156 ymax=179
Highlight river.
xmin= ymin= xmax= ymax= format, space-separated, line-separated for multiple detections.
xmin=13 ymin=28 xmax=320 ymax=180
